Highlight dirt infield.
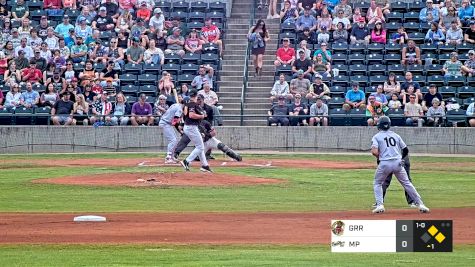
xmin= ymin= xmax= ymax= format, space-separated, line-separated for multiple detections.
xmin=6 ymin=158 xmax=374 ymax=169
xmin=33 ymin=172 xmax=285 ymax=187
xmin=1 ymin=208 xmax=473 ymax=245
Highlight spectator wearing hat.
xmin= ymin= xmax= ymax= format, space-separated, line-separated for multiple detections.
xmin=289 ymin=93 xmax=308 ymax=126
xmin=165 ymin=27 xmax=186 ymax=57
xmin=75 ymin=16 xmax=93 ymax=40
xmin=270 ymin=74 xmax=291 ymax=103
xmin=14 ymin=50 xmax=29 ymax=70
xmin=350 ymin=17 xmax=370 ymax=45
xmin=371 ymin=22 xmax=386 ymax=44
xmin=101 ymin=0 xmax=120 ymax=20
xmin=201 ymin=18 xmax=224 ymax=59
xmin=93 ymin=6 xmax=115 ymax=31
xmin=64 ymin=28 xmax=77 ymax=48
xmin=317 ymin=26 xmax=330 ymax=44
xmin=290 ymin=70 xmax=311 ymax=97
xmin=11 ymin=0 xmax=29 ymax=23
xmin=464 ymin=21 xmax=475 ymax=44
xmin=90 ymin=91 xmax=113 ymax=125
xmin=56 ymin=15 xmax=75 ymax=38
xmin=70 ymin=36 xmax=88 ymax=63
xmin=51 ymin=91 xmax=75 ymax=126
xmin=9 ymin=28 xmax=21 ymax=48
xmin=420 ymin=0 xmax=439 ymax=24
xmin=150 ymin=8 xmax=166 ymax=34
xmin=426 ymin=98 xmax=445 ymax=127
xmin=292 ymin=50 xmax=313 ymax=79
xmin=309 ymin=97 xmax=328 ymax=126
xmin=295 ymin=8 xmax=317 ymax=33
xmin=21 ymin=60 xmax=43 ymax=84
xmin=20 ymin=82 xmax=40 ymax=108
xmin=443 ymin=52 xmax=463 ymax=81
xmin=45 ymin=27 xmax=60 ymax=49
xmin=445 ymin=20 xmax=464 ymax=45
xmin=130 ymin=18 xmax=150 ymax=44
xmin=131 ymin=93 xmax=154 ymax=126
xmin=458 ymin=0 xmax=475 ymax=26
xmin=198 ymin=83 xmax=222 ymax=126
xmin=462 ymin=50 xmax=475 ymax=76
xmin=307 ymin=75 xmax=330 ymax=100
xmin=136 ymin=1 xmax=151 ymax=22
xmin=127 ymin=37 xmax=145 ymax=64
xmin=274 ymin=38 xmax=295 ymax=67
xmin=297 ymin=40 xmax=312 ymax=60
xmin=15 ymin=38 xmax=34 ymax=59
xmin=343 ymin=83 xmax=366 ymax=111
xmin=89 ymin=39 xmax=109 ymax=64
xmin=279 ymin=1 xmax=299 ymax=24
xmin=153 ymin=94 xmax=170 ymax=124
xmin=366 ymin=95 xmax=388 ymax=126
xmin=312 ymin=42 xmax=331 ymax=64
xmin=268 ymin=95 xmax=291 ymax=126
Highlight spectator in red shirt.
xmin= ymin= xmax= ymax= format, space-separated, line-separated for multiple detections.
xmin=274 ymin=38 xmax=295 ymax=67
xmin=44 ymin=0 xmax=62 ymax=17
xmin=200 ymin=18 xmax=223 ymax=58
xmin=136 ymin=1 xmax=151 ymax=22
xmin=21 ymin=60 xmax=43 ymax=85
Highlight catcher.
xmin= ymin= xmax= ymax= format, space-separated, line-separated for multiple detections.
xmin=173 ymin=119 xmax=242 ymax=162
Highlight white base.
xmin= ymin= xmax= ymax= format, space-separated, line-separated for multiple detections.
xmin=73 ymin=215 xmax=107 ymax=222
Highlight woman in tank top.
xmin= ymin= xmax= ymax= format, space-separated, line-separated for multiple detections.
xmin=40 ymin=82 xmax=59 ymax=107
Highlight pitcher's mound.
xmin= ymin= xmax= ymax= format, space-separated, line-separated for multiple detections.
xmin=33 ymin=172 xmax=286 ymax=187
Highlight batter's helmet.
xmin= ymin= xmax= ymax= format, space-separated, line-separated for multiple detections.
xmin=377 ymin=116 xmax=391 ymax=131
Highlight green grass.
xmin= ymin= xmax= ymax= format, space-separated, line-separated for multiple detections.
xmin=1 ymin=245 xmax=474 ymax=267
xmin=0 ymin=163 xmax=474 ymax=212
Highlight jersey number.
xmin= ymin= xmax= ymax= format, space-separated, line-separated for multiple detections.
xmin=384 ymin=137 xmax=396 ymax=147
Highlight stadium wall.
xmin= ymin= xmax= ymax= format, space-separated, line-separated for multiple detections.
xmin=1 ymin=126 xmax=474 ymax=154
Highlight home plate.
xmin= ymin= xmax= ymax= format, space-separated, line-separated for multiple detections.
xmin=73 ymin=215 xmax=107 ymax=222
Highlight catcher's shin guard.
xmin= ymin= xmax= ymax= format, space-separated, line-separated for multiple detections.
xmin=217 ymin=143 xmax=242 ymax=161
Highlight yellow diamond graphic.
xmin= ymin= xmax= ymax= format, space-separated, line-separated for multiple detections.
xmin=435 ymin=232 xmax=446 ymax=243
xmin=428 ymin=225 xmax=438 ymax=236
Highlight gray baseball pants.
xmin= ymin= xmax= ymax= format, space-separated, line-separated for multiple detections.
xmin=159 ymin=120 xmax=178 ymax=157
xmin=184 ymin=124 xmax=208 ymax=166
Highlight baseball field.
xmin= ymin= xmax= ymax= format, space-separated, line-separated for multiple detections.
xmin=1 ymin=152 xmax=474 ymax=266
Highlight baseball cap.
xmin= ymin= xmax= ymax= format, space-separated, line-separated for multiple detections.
xmin=468 ymin=50 xmax=475 ymax=55
xmin=298 ymin=50 xmax=305 ymax=54
xmin=71 ymin=77 xmax=78 ymax=82
xmin=79 ymin=17 xmax=86 ymax=22
xmin=99 ymin=6 xmax=107 ymax=11
xmin=183 ymin=96 xmax=190 ymax=102
xmin=132 ymin=36 xmax=140 ymax=42
xmin=197 ymin=94 xmax=204 ymax=100
xmin=18 ymin=50 xmax=25 ymax=54
xmin=358 ymin=17 xmax=365 ymax=23
xmin=154 ymin=8 xmax=162 ymax=14
xmin=303 ymin=27 xmax=310 ymax=32
xmin=450 ymin=52 xmax=458 ymax=57
xmin=295 ymin=93 xmax=302 ymax=98
xmin=429 ymin=84 xmax=437 ymax=88
xmin=297 ymin=69 xmax=304 ymax=75
xmin=278 ymin=95 xmax=285 ymax=100
xmin=426 ymin=0 xmax=433 ymax=2
xmin=159 ymin=94 xmax=167 ymax=100
xmin=282 ymin=38 xmax=289 ymax=42
xmin=315 ymin=74 xmax=322 ymax=79
xmin=173 ymin=27 xmax=182 ymax=33
xmin=189 ymin=90 xmax=198 ymax=97
xmin=352 ymin=82 xmax=359 ymax=87
xmin=63 ymin=15 xmax=69 ymax=19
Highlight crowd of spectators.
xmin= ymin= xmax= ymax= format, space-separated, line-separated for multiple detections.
xmin=0 ymin=0 xmax=224 ymax=126
xmin=268 ymin=0 xmax=475 ymax=127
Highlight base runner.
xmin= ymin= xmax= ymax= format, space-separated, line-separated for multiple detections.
xmin=173 ymin=120 xmax=242 ymax=162
xmin=371 ymin=116 xmax=429 ymax=214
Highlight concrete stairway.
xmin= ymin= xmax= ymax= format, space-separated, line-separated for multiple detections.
xmin=219 ymin=0 xmax=280 ymax=126
xmin=217 ymin=0 xmax=253 ymax=126
xmin=242 ymin=7 xmax=281 ymax=126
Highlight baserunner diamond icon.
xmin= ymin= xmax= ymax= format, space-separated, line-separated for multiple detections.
xmin=421 ymin=232 xmax=431 ymax=243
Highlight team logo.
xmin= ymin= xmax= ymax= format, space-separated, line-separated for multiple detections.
xmin=332 ymin=220 xmax=345 ymax=236
xmin=331 ymin=241 xmax=345 ymax=247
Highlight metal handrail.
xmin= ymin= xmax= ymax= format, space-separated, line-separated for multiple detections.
xmin=240 ymin=0 xmax=257 ymax=126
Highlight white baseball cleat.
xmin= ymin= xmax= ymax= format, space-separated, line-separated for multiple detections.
xmin=409 ymin=203 xmax=419 ymax=209
xmin=372 ymin=205 xmax=385 ymax=214
xmin=418 ymin=203 xmax=430 ymax=213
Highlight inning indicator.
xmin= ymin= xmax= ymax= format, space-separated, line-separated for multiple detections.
xmin=331 ymin=220 xmax=453 ymax=253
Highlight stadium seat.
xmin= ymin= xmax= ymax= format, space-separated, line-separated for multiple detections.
xmin=276 ymin=64 xmax=292 ymax=76
xmin=439 ymin=44 xmax=457 ymax=54
xmin=348 ymin=53 xmax=365 ymax=65
xmin=331 ymin=43 xmax=348 ymax=54
xmin=351 ymin=75 xmax=369 ymax=87
xmin=457 ymin=43 xmax=475 ymax=53
xmin=188 ymin=11 xmax=206 ymax=23
xmin=448 ymin=76 xmax=466 ymax=87
xmin=387 ymin=108 xmax=405 ymax=126
xmin=208 ymin=1 xmax=227 ymax=13
xmin=34 ymin=107 xmax=51 ymax=125
xmin=330 ymin=86 xmax=346 ymax=97
xmin=0 ymin=107 xmax=13 ymax=125
xmin=329 ymin=108 xmax=348 ymax=126
xmin=407 ymin=64 xmax=424 ymax=75
xmin=138 ymin=74 xmax=157 ymax=85
xmin=142 ymin=63 xmax=161 ymax=75
xmin=30 ymin=10 xmax=46 ymax=22
xmin=139 ymin=85 xmax=157 ymax=96
xmin=385 ymin=43 xmax=401 ymax=54
xmin=422 ymin=53 xmax=439 ymax=64
xmin=403 ymin=21 xmax=419 ymax=31
xmin=458 ymin=86 xmax=475 ymax=99
xmin=155 ymin=1 xmax=172 ymax=12
xmin=206 ymin=12 xmax=226 ymax=24
xmin=387 ymin=64 xmax=405 ymax=75
xmin=446 ymin=109 xmax=467 ymax=127
xmin=172 ymin=1 xmax=189 ymax=12
xmin=407 ymin=32 xmax=424 ymax=44
xmin=439 ymin=86 xmax=457 ymax=98
xmin=368 ymin=64 xmax=386 ymax=76
xmin=201 ymin=53 xmax=219 ymax=65
xmin=421 ymin=43 xmax=438 ymax=53
xmin=384 ymin=54 xmax=401 ymax=65
xmin=386 ymin=12 xmax=403 ymax=23
xmin=280 ymin=22 xmax=296 ymax=33
xmin=177 ymin=74 xmax=194 ymax=84
xmin=349 ymin=43 xmax=366 ymax=54
xmin=367 ymin=43 xmax=384 ymax=54
xmin=125 ymin=96 xmax=138 ymax=103
xmin=161 ymin=63 xmax=181 ymax=75
xmin=119 ymin=74 xmax=138 ymax=86
xmin=426 ymin=64 xmax=443 ymax=76
xmin=408 ymin=1 xmax=425 ymax=11
xmin=332 ymin=64 xmax=348 ymax=76
xmin=120 ymin=84 xmax=140 ymax=96
xmin=123 ymin=63 xmax=142 ymax=75
xmin=366 ymin=53 xmax=383 ymax=65
xmin=412 ymin=75 xmax=426 ymax=86
xmin=190 ymin=1 xmax=208 ymax=13
xmin=187 ymin=21 xmax=204 ymax=31
xmin=182 ymin=53 xmax=201 ymax=65
xmin=14 ymin=107 xmax=34 ymax=125
xmin=180 ymin=63 xmax=200 ymax=75
xmin=390 ymin=2 xmax=408 ymax=13
xmin=463 ymin=97 xmax=475 ymax=109
xmin=203 ymin=43 xmax=220 ymax=54
xmin=349 ymin=108 xmax=366 ymax=126
xmin=332 ymin=53 xmax=348 ymax=65
xmin=332 ymin=75 xmax=349 ymax=86
xmin=369 ymin=75 xmax=387 ymax=86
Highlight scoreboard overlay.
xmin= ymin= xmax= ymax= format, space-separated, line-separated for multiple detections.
xmin=331 ymin=220 xmax=453 ymax=253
